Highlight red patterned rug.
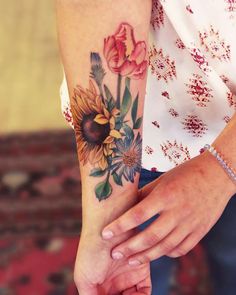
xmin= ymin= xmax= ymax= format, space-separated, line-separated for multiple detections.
xmin=0 ymin=130 xmax=213 ymax=295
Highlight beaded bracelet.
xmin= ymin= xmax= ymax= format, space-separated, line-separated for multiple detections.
xmin=203 ymin=144 xmax=236 ymax=184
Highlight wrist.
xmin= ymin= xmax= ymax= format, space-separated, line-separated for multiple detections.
xmin=199 ymin=150 xmax=236 ymax=198
xmin=80 ymin=223 xmax=135 ymax=252
xmin=81 ymin=183 xmax=140 ymax=235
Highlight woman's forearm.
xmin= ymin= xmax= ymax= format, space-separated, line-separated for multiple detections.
xmin=56 ymin=0 xmax=152 ymax=237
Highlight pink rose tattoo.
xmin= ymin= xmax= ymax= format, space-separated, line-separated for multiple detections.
xmin=104 ymin=22 xmax=148 ymax=80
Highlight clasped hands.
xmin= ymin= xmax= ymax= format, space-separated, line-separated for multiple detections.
xmin=102 ymin=152 xmax=234 ymax=266
xmin=75 ymin=152 xmax=235 ymax=295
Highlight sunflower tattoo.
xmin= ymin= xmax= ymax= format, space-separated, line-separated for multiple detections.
xmin=71 ymin=23 xmax=148 ymax=201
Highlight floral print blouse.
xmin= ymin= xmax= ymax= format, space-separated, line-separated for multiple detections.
xmin=60 ymin=0 xmax=236 ymax=172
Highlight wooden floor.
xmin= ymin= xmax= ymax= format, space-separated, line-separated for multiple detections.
xmin=0 ymin=0 xmax=68 ymax=134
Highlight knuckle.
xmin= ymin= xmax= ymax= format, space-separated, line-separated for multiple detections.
xmin=160 ymin=183 xmax=177 ymax=204
xmin=122 ymin=245 xmax=134 ymax=257
xmin=115 ymin=220 xmax=125 ymax=233
xmin=144 ymin=232 xmax=161 ymax=247
xmin=112 ymin=217 xmax=129 ymax=234
xmin=171 ymin=247 xmax=189 ymax=257
xmin=159 ymin=239 xmax=176 ymax=253
xmin=140 ymin=253 xmax=151 ymax=263
xmin=181 ymin=203 xmax=192 ymax=217
xmin=131 ymin=207 xmax=145 ymax=224
xmin=165 ymin=182 xmax=176 ymax=195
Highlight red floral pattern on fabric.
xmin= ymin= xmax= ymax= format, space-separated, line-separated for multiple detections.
xmin=152 ymin=120 xmax=160 ymax=128
xmin=182 ymin=115 xmax=208 ymax=137
xmin=225 ymin=0 xmax=236 ymax=17
xmin=149 ymin=45 xmax=177 ymax=82
xmin=169 ymin=108 xmax=179 ymax=117
xmin=186 ymin=4 xmax=194 ymax=14
xmin=176 ymin=38 xmax=186 ymax=49
xmin=145 ymin=145 xmax=154 ymax=155
xmin=199 ymin=26 xmax=231 ymax=61
xmin=220 ymin=74 xmax=230 ymax=85
xmin=151 ymin=0 xmax=165 ymax=29
xmin=161 ymin=140 xmax=191 ymax=166
xmin=62 ymin=104 xmax=74 ymax=127
xmin=185 ymin=74 xmax=213 ymax=107
xmin=227 ymin=92 xmax=236 ymax=110
xmin=188 ymin=47 xmax=211 ymax=74
xmin=223 ymin=115 xmax=231 ymax=123
xmin=162 ymin=90 xmax=171 ymax=99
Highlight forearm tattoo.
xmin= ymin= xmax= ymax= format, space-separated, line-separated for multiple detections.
xmin=71 ymin=23 xmax=148 ymax=201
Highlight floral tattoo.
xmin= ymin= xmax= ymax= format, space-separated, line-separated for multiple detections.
xmin=71 ymin=23 xmax=148 ymax=201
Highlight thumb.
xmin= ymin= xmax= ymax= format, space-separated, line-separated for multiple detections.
xmin=138 ymin=173 xmax=163 ymax=201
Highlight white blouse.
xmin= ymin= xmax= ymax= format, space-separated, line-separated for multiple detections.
xmin=60 ymin=0 xmax=236 ymax=172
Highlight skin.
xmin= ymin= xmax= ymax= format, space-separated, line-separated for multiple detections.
xmin=103 ymin=114 xmax=236 ymax=265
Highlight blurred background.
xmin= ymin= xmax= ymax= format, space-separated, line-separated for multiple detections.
xmin=0 ymin=1 xmax=214 ymax=294
xmin=0 ymin=0 xmax=67 ymax=133
xmin=0 ymin=1 xmax=81 ymax=294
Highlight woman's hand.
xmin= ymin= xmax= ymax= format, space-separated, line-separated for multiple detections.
xmin=101 ymin=151 xmax=236 ymax=266
xmin=74 ymin=230 xmax=151 ymax=295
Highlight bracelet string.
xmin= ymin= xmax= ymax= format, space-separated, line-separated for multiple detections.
xmin=203 ymin=144 xmax=236 ymax=185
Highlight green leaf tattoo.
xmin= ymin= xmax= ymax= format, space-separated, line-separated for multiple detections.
xmin=134 ymin=117 xmax=143 ymax=129
xmin=131 ymin=94 xmax=139 ymax=127
xmin=125 ymin=77 xmax=131 ymax=90
xmin=95 ymin=180 xmax=112 ymax=201
xmin=120 ymin=86 xmax=132 ymax=118
xmin=112 ymin=172 xmax=123 ymax=186
xmin=90 ymin=168 xmax=107 ymax=177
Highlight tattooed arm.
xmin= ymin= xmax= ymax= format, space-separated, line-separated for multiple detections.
xmin=56 ymin=0 xmax=152 ymax=294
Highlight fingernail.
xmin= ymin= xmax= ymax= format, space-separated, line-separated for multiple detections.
xmin=128 ymin=259 xmax=141 ymax=266
xmin=102 ymin=230 xmax=114 ymax=240
xmin=112 ymin=251 xmax=124 ymax=260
